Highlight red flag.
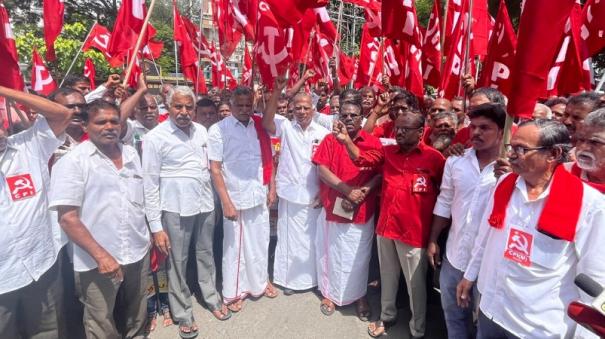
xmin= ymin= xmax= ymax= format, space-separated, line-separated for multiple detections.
xmin=265 ymin=0 xmax=328 ymax=28
xmin=241 ymin=46 xmax=252 ymax=86
xmin=546 ymin=2 xmax=592 ymax=97
xmin=313 ymin=7 xmax=337 ymax=44
xmin=107 ymin=0 xmax=157 ymax=67
xmin=507 ymin=0 xmax=576 ymax=119
xmin=439 ymin=0 xmax=469 ymax=99
xmin=286 ymin=9 xmax=316 ymax=63
xmin=382 ymin=0 xmax=422 ymax=47
xmin=354 ymin=24 xmax=383 ymax=89
xmin=471 ymin=0 xmax=490 ymax=57
xmin=141 ymin=39 xmax=163 ymax=60
xmin=173 ymin=1 xmax=207 ymax=93
xmin=43 ymin=0 xmax=64 ymax=61
xmin=212 ymin=0 xmax=243 ymax=59
xmin=444 ymin=0 xmax=465 ymax=53
xmin=343 ymin=0 xmax=379 ymax=8
xmin=211 ymin=43 xmax=237 ymax=90
xmin=0 ymin=2 xmax=24 ymax=91
xmin=581 ymin=0 xmax=605 ymax=57
xmin=384 ymin=39 xmax=405 ymax=87
xmin=338 ymin=52 xmax=356 ymax=85
xmin=421 ymin=0 xmax=442 ymax=88
xmin=477 ymin=0 xmax=517 ymax=97
xmin=83 ymin=23 xmax=112 ymax=59
xmin=230 ymin=0 xmax=258 ymax=40
xmin=182 ymin=16 xmax=213 ymax=60
xmin=364 ymin=2 xmax=382 ymax=37
xmin=84 ymin=58 xmax=96 ymax=90
xmin=404 ymin=42 xmax=424 ymax=98
xmin=31 ymin=49 xmax=57 ymax=96
xmin=254 ymin=1 xmax=291 ymax=90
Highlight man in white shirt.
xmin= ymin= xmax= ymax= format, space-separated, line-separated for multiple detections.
xmin=49 ymin=100 xmax=151 ymax=338
xmin=208 ymin=86 xmax=278 ymax=313
xmin=142 ymin=86 xmax=228 ymax=337
xmin=0 ymin=86 xmax=72 ymax=338
xmin=262 ymin=78 xmax=330 ymax=295
xmin=457 ymin=120 xmax=605 ymax=338
xmin=122 ymin=93 xmax=160 ymax=149
xmin=427 ymin=103 xmax=506 ymax=338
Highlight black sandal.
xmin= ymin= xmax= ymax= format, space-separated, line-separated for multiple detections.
xmin=179 ymin=323 xmax=199 ymax=339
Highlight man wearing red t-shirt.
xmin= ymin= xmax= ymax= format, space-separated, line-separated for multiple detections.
xmin=336 ymin=111 xmax=446 ymax=339
xmin=312 ymin=100 xmax=382 ymax=321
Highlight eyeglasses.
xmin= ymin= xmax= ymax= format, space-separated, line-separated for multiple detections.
xmin=64 ymin=103 xmax=86 ymax=110
xmin=395 ymin=125 xmax=423 ymax=133
xmin=172 ymin=104 xmax=195 ymax=111
xmin=504 ymin=144 xmax=550 ymax=156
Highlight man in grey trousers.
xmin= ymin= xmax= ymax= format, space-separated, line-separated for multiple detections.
xmin=142 ymin=86 xmax=230 ymax=339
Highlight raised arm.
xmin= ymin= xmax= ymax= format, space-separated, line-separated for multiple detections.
xmin=286 ymin=69 xmax=315 ymax=98
xmin=362 ymin=92 xmax=390 ymax=133
xmin=118 ymin=74 xmax=147 ymax=138
xmin=0 ymin=86 xmax=71 ymax=136
xmin=332 ymin=120 xmax=360 ymax=161
xmin=262 ymin=75 xmax=288 ymax=135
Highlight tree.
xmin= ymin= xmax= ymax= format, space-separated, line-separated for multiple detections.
xmin=15 ymin=22 xmax=120 ymax=83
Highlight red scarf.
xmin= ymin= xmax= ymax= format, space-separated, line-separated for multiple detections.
xmin=489 ymin=165 xmax=584 ymax=242
xmin=570 ymin=163 xmax=605 ymax=194
xmin=251 ymin=115 xmax=272 ymax=186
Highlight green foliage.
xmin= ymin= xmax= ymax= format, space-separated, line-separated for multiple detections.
xmin=14 ymin=22 xmax=120 ymax=84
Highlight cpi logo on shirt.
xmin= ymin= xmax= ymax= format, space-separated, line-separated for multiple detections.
xmin=6 ymin=174 xmax=37 ymax=201
xmin=504 ymin=228 xmax=533 ymax=267
xmin=412 ymin=174 xmax=429 ymax=193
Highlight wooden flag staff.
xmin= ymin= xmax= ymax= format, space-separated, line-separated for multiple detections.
xmin=122 ymin=0 xmax=157 ymax=89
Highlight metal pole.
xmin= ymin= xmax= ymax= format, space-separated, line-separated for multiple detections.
xmin=149 ymin=52 xmax=164 ymax=86
xmin=59 ymin=22 xmax=96 ymax=87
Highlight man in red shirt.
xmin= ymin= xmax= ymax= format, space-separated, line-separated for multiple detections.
xmin=335 ymin=111 xmax=446 ymax=338
xmin=312 ymin=99 xmax=382 ymax=321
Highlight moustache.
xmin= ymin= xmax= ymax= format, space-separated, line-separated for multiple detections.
xmin=576 ymin=151 xmax=597 ymax=170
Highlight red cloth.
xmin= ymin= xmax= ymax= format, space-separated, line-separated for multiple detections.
xmin=489 ymin=166 xmax=583 ymax=242
xmin=312 ymin=131 xmax=382 ymax=224
xmin=570 ymin=163 xmax=605 ymax=194
xmin=43 ymin=0 xmax=64 ymax=61
xmin=372 ymin=120 xmax=395 ymax=139
xmin=356 ymin=143 xmax=445 ymax=248
xmin=0 ymin=2 xmax=25 ymax=91
xmin=452 ymin=126 xmax=471 ymax=147
xmin=251 ymin=115 xmax=273 ymax=186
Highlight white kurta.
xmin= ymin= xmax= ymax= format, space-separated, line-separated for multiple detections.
xmin=315 ymin=209 xmax=374 ymax=306
xmin=221 ymin=204 xmax=270 ymax=302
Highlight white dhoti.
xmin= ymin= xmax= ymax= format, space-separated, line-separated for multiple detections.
xmin=273 ymin=199 xmax=321 ymax=290
xmin=315 ymin=209 xmax=374 ymax=306
xmin=222 ymin=204 xmax=270 ymax=303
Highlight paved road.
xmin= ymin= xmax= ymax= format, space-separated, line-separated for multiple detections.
xmin=150 ymin=284 xmax=447 ymax=339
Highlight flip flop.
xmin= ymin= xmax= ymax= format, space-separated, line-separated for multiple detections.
xmin=211 ymin=306 xmax=233 ymax=321
xmin=264 ymin=283 xmax=279 ymax=298
xmin=179 ymin=324 xmax=199 ymax=339
xmin=226 ymin=300 xmax=244 ymax=313
xmin=356 ymin=299 xmax=371 ymax=322
xmin=367 ymin=320 xmax=395 ymax=338
xmin=320 ymin=299 xmax=335 ymax=316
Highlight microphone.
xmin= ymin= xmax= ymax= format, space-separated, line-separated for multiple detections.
xmin=574 ymin=273 xmax=605 ymax=316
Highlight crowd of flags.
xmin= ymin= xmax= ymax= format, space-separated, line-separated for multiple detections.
xmin=1 ymin=0 xmax=605 ymax=119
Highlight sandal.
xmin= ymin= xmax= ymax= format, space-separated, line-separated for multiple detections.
xmin=356 ymin=298 xmax=371 ymax=322
xmin=264 ymin=282 xmax=279 ymax=298
xmin=226 ymin=299 xmax=244 ymax=313
xmin=162 ymin=310 xmax=173 ymax=327
xmin=211 ymin=304 xmax=233 ymax=321
xmin=179 ymin=323 xmax=199 ymax=339
xmin=367 ymin=320 xmax=394 ymax=338
xmin=320 ymin=298 xmax=335 ymax=316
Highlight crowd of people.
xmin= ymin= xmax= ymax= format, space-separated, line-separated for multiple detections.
xmin=1 ymin=67 xmax=604 ymax=339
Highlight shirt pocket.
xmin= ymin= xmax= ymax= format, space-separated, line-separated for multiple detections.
xmin=531 ymin=231 xmax=570 ymax=270
xmin=127 ymin=175 xmax=145 ymax=207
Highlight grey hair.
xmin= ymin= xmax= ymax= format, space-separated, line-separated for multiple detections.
xmin=583 ymin=108 xmax=605 ymax=129
xmin=533 ymin=103 xmax=552 ymax=119
xmin=292 ymin=92 xmax=312 ymax=104
xmin=518 ymin=119 xmax=572 ymax=163
xmin=432 ymin=111 xmax=458 ymax=126
xmin=166 ymin=86 xmax=195 ymax=107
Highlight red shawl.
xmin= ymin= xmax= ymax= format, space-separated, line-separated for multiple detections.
xmin=570 ymin=163 xmax=605 ymax=194
xmin=251 ymin=115 xmax=272 ymax=186
xmin=488 ymin=165 xmax=584 ymax=242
